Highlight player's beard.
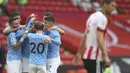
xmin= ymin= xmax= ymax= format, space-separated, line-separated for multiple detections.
xmin=12 ymin=25 xmax=19 ymax=28
xmin=105 ymin=10 xmax=111 ymax=15
xmin=106 ymin=9 xmax=114 ymax=15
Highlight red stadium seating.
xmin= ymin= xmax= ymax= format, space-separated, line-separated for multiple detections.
xmin=116 ymin=0 xmax=130 ymax=13
xmin=7 ymin=0 xmax=84 ymax=13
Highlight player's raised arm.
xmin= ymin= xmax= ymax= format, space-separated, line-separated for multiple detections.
xmin=3 ymin=11 xmax=25 ymax=35
xmin=48 ymin=27 xmax=65 ymax=35
xmin=54 ymin=28 xmax=65 ymax=35
xmin=25 ymin=15 xmax=36 ymax=30
xmin=20 ymin=27 xmax=33 ymax=40
xmin=25 ymin=13 xmax=36 ymax=25
xmin=3 ymin=25 xmax=25 ymax=35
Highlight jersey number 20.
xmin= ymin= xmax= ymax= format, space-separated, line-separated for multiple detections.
xmin=30 ymin=42 xmax=44 ymax=54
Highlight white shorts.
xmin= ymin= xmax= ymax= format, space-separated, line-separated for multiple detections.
xmin=47 ymin=57 xmax=61 ymax=73
xmin=29 ymin=64 xmax=46 ymax=73
xmin=7 ymin=60 xmax=22 ymax=73
xmin=22 ymin=58 xmax=29 ymax=72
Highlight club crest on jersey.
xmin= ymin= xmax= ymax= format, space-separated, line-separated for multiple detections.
xmin=11 ymin=38 xmax=15 ymax=41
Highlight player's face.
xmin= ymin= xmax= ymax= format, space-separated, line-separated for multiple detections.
xmin=106 ymin=1 xmax=116 ymax=15
xmin=13 ymin=15 xmax=21 ymax=23
xmin=11 ymin=20 xmax=19 ymax=28
xmin=44 ymin=21 xmax=50 ymax=29
xmin=43 ymin=16 xmax=53 ymax=29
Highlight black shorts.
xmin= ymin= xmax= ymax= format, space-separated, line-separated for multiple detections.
xmin=82 ymin=59 xmax=104 ymax=73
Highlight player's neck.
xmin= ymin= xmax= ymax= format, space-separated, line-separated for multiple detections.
xmin=10 ymin=26 xmax=15 ymax=28
xmin=48 ymin=24 xmax=53 ymax=28
xmin=101 ymin=7 xmax=107 ymax=16
xmin=9 ymin=24 xmax=13 ymax=28
xmin=36 ymin=30 xmax=42 ymax=34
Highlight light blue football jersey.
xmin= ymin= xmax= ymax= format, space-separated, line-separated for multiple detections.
xmin=20 ymin=20 xmax=33 ymax=59
xmin=6 ymin=32 xmax=22 ymax=61
xmin=14 ymin=20 xmax=33 ymax=59
xmin=4 ymin=24 xmax=30 ymax=59
xmin=44 ymin=25 xmax=61 ymax=59
xmin=16 ymin=29 xmax=30 ymax=59
xmin=27 ymin=33 xmax=49 ymax=66
xmin=21 ymin=19 xmax=34 ymax=59
xmin=18 ymin=20 xmax=33 ymax=59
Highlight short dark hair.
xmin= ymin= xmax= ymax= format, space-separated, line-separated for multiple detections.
xmin=44 ymin=12 xmax=54 ymax=22
xmin=44 ymin=12 xmax=53 ymax=17
xmin=10 ymin=11 xmax=20 ymax=18
xmin=101 ymin=0 xmax=115 ymax=6
xmin=34 ymin=22 xmax=44 ymax=30
xmin=9 ymin=18 xmax=18 ymax=24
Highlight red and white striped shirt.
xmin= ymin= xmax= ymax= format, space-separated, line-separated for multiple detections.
xmin=83 ymin=11 xmax=108 ymax=61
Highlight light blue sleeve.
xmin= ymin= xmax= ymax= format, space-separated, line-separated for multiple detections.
xmin=3 ymin=26 xmax=11 ymax=36
xmin=51 ymin=31 xmax=61 ymax=45
xmin=9 ymin=33 xmax=17 ymax=46
xmin=53 ymin=25 xmax=59 ymax=28
xmin=4 ymin=26 xmax=11 ymax=31
xmin=25 ymin=20 xmax=33 ymax=30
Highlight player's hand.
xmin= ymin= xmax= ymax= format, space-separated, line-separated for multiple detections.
xmin=73 ymin=53 xmax=81 ymax=64
xmin=0 ymin=64 xmax=2 ymax=67
xmin=103 ymin=56 xmax=111 ymax=67
xmin=29 ymin=26 xmax=35 ymax=32
xmin=46 ymin=37 xmax=51 ymax=42
xmin=22 ymin=34 xmax=27 ymax=39
xmin=43 ymin=37 xmax=51 ymax=43
xmin=30 ymin=14 xmax=37 ymax=23
xmin=29 ymin=13 xmax=36 ymax=18
xmin=20 ymin=25 xmax=26 ymax=29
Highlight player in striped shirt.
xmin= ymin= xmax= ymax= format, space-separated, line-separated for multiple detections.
xmin=74 ymin=0 xmax=116 ymax=73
